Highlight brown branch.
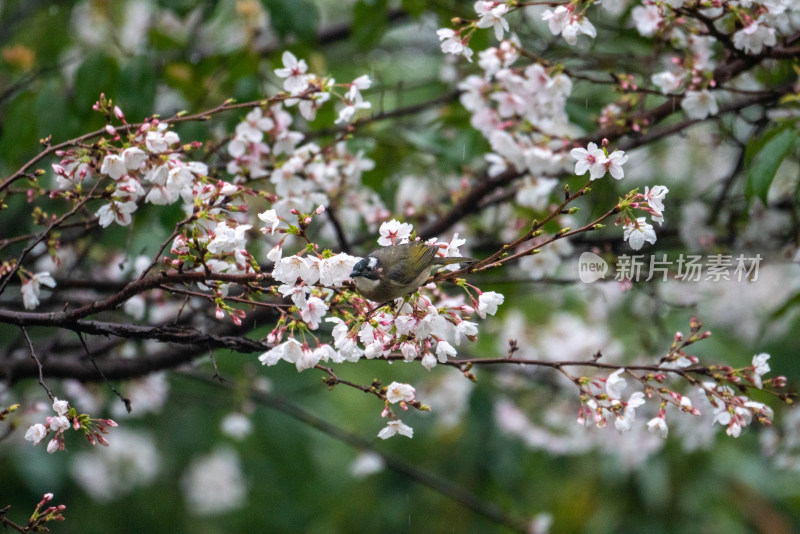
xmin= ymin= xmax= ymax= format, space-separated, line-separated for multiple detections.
xmin=0 ymin=318 xmax=274 ymax=383
xmin=0 ymin=295 xmax=283 ymax=385
xmin=0 ymin=271 xmax=268 ymax=326
xmin=0 ymin=508 xmax=27 ymax=534
xmin=0 ymin=179 xmax=102 ymax=296
xmin=0 ymin=92 xmax=316 ymax=195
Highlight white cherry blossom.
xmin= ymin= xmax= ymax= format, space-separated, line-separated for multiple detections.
xmin=623 ymin=217 xmax=657 ymax=250
xmin=378 ymin=420 xmax=414 ymax=439
xmin=386 ymin=382 xmax=416 ymax=404
xmin=274 ymin=51 xmax=309 ymax=94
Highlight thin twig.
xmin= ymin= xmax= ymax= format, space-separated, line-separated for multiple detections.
xmin=76 ymin=331 xmax=132 ymax=413
xmin=20 ymin=326 xmax=53 ymax=401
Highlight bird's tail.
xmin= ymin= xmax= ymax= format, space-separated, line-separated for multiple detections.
xmin=432 ymin=256 xmax=477 ymax=267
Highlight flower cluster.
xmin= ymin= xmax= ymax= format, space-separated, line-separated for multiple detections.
xmin=619 ymin=185 xmax=670 ymax=250
xmin=567 ymin=140 xmax=668 ymax=251
xmin=21 ymin=493 xmax=67 ymax=531
xmin=274 ymin=50 xmax=372 ymax=125
xmin=53 ymin=99 xmax=213 ymax=229
xmin=437 ymin=2 xmax=515 ymax=62
xmin=454 ymin=40 xmax=576 ymax=218
xmin=490 ymin=313 xmax=786 ymax=462
xmin=24 ymin=397 xmax=117 ymax=453
xmin=575 ymin=368 xmax=653 ymax=432
xmin=259 ymin=220 xmax=503 ymax=377
xmin=570 ymin=142 xmax=628 ymax=181
xmin=574 ymin=354 xmax=778 ymax=441
xmin=226 ymin=106 xmax=379 ymax=222
xmin=160 ymin=56 xmax=382 ymax=322
xmin=253 ymin=217 xmax=504 ymax=437
xmin=378 ymin=381 xmax=417 ymax=439
xmin=49 ymin=60 xmax=382 ymax=325
xmin=8 ymin=0 xmax=790 ymax=465
xmin=542 ymin=5 xmax=597 ymax=45
xmin=641 ymin=0 xmax=797 ymax=120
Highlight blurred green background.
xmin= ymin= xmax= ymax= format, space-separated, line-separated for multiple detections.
xmin=1 ymin=1 xmax=799 ymax=533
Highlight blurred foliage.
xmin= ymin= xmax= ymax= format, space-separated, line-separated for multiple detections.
xmin=1 ymin=1 xmax=799 ymax=533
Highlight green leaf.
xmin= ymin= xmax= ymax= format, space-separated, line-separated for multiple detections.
xmin=73 ymin=52 xmax=120 ymax=118
xmin=352 ymin=0 xmax=388 ymax=50
xmin=400 ymin=0 xmax=427 ymax=17
xmin=0 ymin=92 xmax=39 ymax=172
xmin=262 ymin=0 xmax=319 ymax=43
xmin=744 ymin=126 xmax=797 ymax=204
xmin=118 ymin=56 xmax=158 ymax=121
xmin=771 ymin=290 xmax=800 ymax=320
xmin=33 ymin=81 xmax=78 ymax=142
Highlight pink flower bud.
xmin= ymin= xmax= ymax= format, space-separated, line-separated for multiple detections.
xmin=105 ymin=124 xmax=117 ymax=137
xmin=314 ymin=205 xmax=325 ymax=215
xmin=113 ymin=105 xmax=125 ymax=122
xmin=47 ymin=438 xmax=59 ymax=454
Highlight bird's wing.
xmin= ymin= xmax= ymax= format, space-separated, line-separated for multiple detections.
xmin=388 ymin=244 xmax=439 ymax=286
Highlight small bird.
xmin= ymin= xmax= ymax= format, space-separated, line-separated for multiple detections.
xmin=350 ymin=242 xmax=475 ymax=302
